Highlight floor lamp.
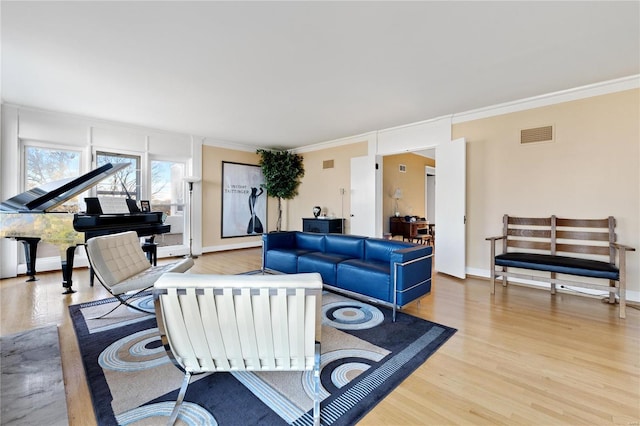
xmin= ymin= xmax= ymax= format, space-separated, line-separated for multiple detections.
xmin=184 ymin=176 xmax=201 ymax=259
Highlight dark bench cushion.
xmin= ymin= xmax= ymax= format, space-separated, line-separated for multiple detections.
xmin=495 ymin=252 xmax=619 ymax=280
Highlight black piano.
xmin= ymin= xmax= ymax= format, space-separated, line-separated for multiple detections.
xmin=0 ymin=163 xmax=170 ymax=293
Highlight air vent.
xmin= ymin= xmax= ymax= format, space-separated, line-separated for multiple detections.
xmin=323 ymin=160 xmax=334 ymax=169
xmin=521 ymin=125 xmax=553 ymax=144
xmin=399 ymin=164 xmax=406 ymax=173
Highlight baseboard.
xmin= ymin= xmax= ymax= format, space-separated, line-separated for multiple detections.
xmin=465 ymin=267 xmax=640 ymax=303
xmin=202 ymin=240 xmax=262 ymax=253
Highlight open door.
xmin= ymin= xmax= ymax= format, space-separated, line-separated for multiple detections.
xmin=435 ymin=138 xmax=466 ymax=278
xmin=350 ymin=156 xmax=376 ymax=236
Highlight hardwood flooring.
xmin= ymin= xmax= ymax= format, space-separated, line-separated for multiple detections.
xmin=1 ymin=247 xmax=638 ymax=425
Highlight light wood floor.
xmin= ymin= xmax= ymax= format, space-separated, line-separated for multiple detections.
xmin=1 ymin=248 xmax=638 ymax=425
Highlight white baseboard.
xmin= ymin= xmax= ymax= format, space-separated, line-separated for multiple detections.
xmin=17 ymin=256 xmax=90 ymax=275
xmin=465 ymin=267 xmax=640 ymax=303
xmin=202 ymin=241 xmax=262 ymax=253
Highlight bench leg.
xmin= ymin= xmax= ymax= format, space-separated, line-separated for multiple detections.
xmin=608 ymin=279 xmax=616 ymax=304
xmin=618 ymin=279 xmax=626 ymax=319
xmin=490 ymin=266 xmax=496 ymax=294
xmin=501 ymin=267 xmax=507 ymax=287
xmin=550 ymin=272 xmax=556 ymax=295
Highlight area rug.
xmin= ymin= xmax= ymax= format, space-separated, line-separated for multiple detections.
xmin=0 ymin=325 xmax=69 ymax=426
xmin=70 ymin=290 xmax=456 ymax=425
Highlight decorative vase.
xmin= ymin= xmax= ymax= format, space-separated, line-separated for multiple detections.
xmin=313 ymin=206 xmax=321 ymax=218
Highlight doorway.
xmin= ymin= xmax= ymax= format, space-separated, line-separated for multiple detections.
xmin=377 ymin=138 xmax=466 ymax=279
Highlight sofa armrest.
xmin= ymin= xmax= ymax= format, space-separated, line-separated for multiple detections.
xmin=262 ymin=232 xmax=297 ymax=270
xmin=262 ymin=232 xmax=296 ymax=251
xmin=390 ymin=245 xmax=433 ymax=291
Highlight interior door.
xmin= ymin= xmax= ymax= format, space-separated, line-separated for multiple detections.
xmin=350 ymin=156 xmax=375 ymax=236
xmin=435 ymin=138 xmax=466 ymax=278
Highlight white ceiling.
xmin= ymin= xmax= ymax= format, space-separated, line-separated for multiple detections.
xmin=2 ymin=1 xmax=638 ymax=150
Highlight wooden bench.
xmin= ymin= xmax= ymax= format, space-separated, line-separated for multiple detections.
xmin=486 ymin=215 xmax=635 ymax=318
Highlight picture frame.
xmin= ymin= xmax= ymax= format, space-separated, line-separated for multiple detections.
xmin=221 ymin=161 xmax=267 ymax=238
xmin=140 ymin=200 xmax=151 ymax=212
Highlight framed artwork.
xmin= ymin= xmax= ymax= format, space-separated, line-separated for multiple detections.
xmin=140 ymin=200 xmax=151 ymax=212
xmin=221 ymin=161 xmax=266 ymax=238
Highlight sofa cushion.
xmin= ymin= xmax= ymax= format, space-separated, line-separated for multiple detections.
xmin=295 ymin=232 xmax=326 ymax=252
xmin=298 ymin=252 xmax=352 ymax=285
xmin=324 ymin=234 xmax=366 ymax=258
xmin=364 ymin=238 xmax=414 ymax=263
xmin=265 ymin=248 xmax=316 ymax=274
xmin=336 ymin=259 xmax=390 ymax=302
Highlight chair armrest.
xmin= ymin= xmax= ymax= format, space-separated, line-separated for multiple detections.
xmin=611 ymin=242 xmax=636 ymax=252
xmin=486 ymin=235 xmax=506 ymax=260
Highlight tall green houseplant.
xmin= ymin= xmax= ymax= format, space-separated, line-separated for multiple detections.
xmin=256 ymin=149 xmax=305 ymax=231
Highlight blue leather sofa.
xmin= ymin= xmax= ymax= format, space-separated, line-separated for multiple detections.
xmin=262 ymin=231 xmax=433 ymax=319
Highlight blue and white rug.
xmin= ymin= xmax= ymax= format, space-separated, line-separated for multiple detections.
xmin=70 ymin=290 xmax=456 ymax=425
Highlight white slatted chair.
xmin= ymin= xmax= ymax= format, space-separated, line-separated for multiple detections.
xmin=85 ymin=231 xmax=194 ymax=318
xmin=153 ymin=272 xmax=323 ymax=426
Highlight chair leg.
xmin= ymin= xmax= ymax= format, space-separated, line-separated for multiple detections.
xmin=313 ymin=342 xmax=321 ymax=426
xmin=168 ymin=371 xmax=192 ymax=426
xmin=90 ymin=288 xmax=153 ymax=319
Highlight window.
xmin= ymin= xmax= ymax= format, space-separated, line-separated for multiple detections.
xmin=151 ymin=159 xmax=186 ymax=247
xmin=95 ymin=151 xmax=140 ymax=199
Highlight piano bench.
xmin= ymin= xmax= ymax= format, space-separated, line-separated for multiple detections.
xmin=141 ymin=242 xmax=158 ymax=266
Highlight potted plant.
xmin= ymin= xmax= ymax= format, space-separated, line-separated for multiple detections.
xmin=256 ymin=149 xmax=305 ymax=231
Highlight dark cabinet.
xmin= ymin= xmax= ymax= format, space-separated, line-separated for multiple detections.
xmin=390 ymin=217 xmax=430 ymax=241
xmin=303 ymin=218 xmax=343 ymax=234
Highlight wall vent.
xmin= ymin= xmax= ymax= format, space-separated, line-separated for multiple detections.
xmin=399 ymin=164 xmax=407 ymax=173
xmin=521 ymin=125 xmax=553 ymax=144
xmin=323 ymin=160 xmax=334 ymax=169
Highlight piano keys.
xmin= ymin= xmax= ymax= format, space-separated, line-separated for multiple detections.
xmin=0 ymin=163 xmax=171 ymax=293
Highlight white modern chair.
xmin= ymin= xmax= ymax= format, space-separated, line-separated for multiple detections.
xmin=85 ymin=231 xmax=194 ymax=318
xmin=153 ymin=272 xmax=323 ymax=426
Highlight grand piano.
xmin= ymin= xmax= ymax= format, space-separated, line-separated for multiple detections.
xmin=0 ymin=163 xmax=170 ymax=293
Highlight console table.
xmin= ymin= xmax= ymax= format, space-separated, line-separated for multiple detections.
xmin=390 ymin=217 xmax=430 ymax=241
xmin=302 ymin=218 xmax=343 ymax=234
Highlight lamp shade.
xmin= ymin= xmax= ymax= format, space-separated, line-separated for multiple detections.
xmin=183 ymin=176 xmax=201 ymax=184
xmin=393 ymin=189 xmax=402 ymax=199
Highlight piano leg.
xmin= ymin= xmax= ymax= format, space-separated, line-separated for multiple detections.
xmin=17 ymin=237 xmax=40 ymax=282
xmin=61 ymin=245 xmax=77 ymax=294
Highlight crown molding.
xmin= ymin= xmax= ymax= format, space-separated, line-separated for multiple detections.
xmin=452 ymin=75 xmax=640 ymax=124
xmin=202 ymin=137 xmax=258 ymax=153
xmin=293 ymin=131 xmax=377 ymax=154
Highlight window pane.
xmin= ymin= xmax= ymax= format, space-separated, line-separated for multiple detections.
xmin=24 ymin=145 xmax=81 ymax=212
xmin=151 ymin=160 xmax=185 ymax=247
xmin=95 ymin=152 xmax=140 ymax=199
xmin=25 ymin=146 xmax=81 ymax=189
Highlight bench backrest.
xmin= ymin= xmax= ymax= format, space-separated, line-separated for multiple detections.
xmin=502 ymin=215 xmax=616 ymax=264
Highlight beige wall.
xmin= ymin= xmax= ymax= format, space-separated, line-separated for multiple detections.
xmin=453 ymin=89 xmax=639 ymax=295
xmin=288 ymin=142 xmax=368 ymax=233
xmin=382 ymin=153 xmax=435 ymax=232
xmin=201 ymin=146 xmax=279 ymax=248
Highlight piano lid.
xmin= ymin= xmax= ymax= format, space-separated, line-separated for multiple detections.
xmin=0 ymin=163 xmax=130 ymax=213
